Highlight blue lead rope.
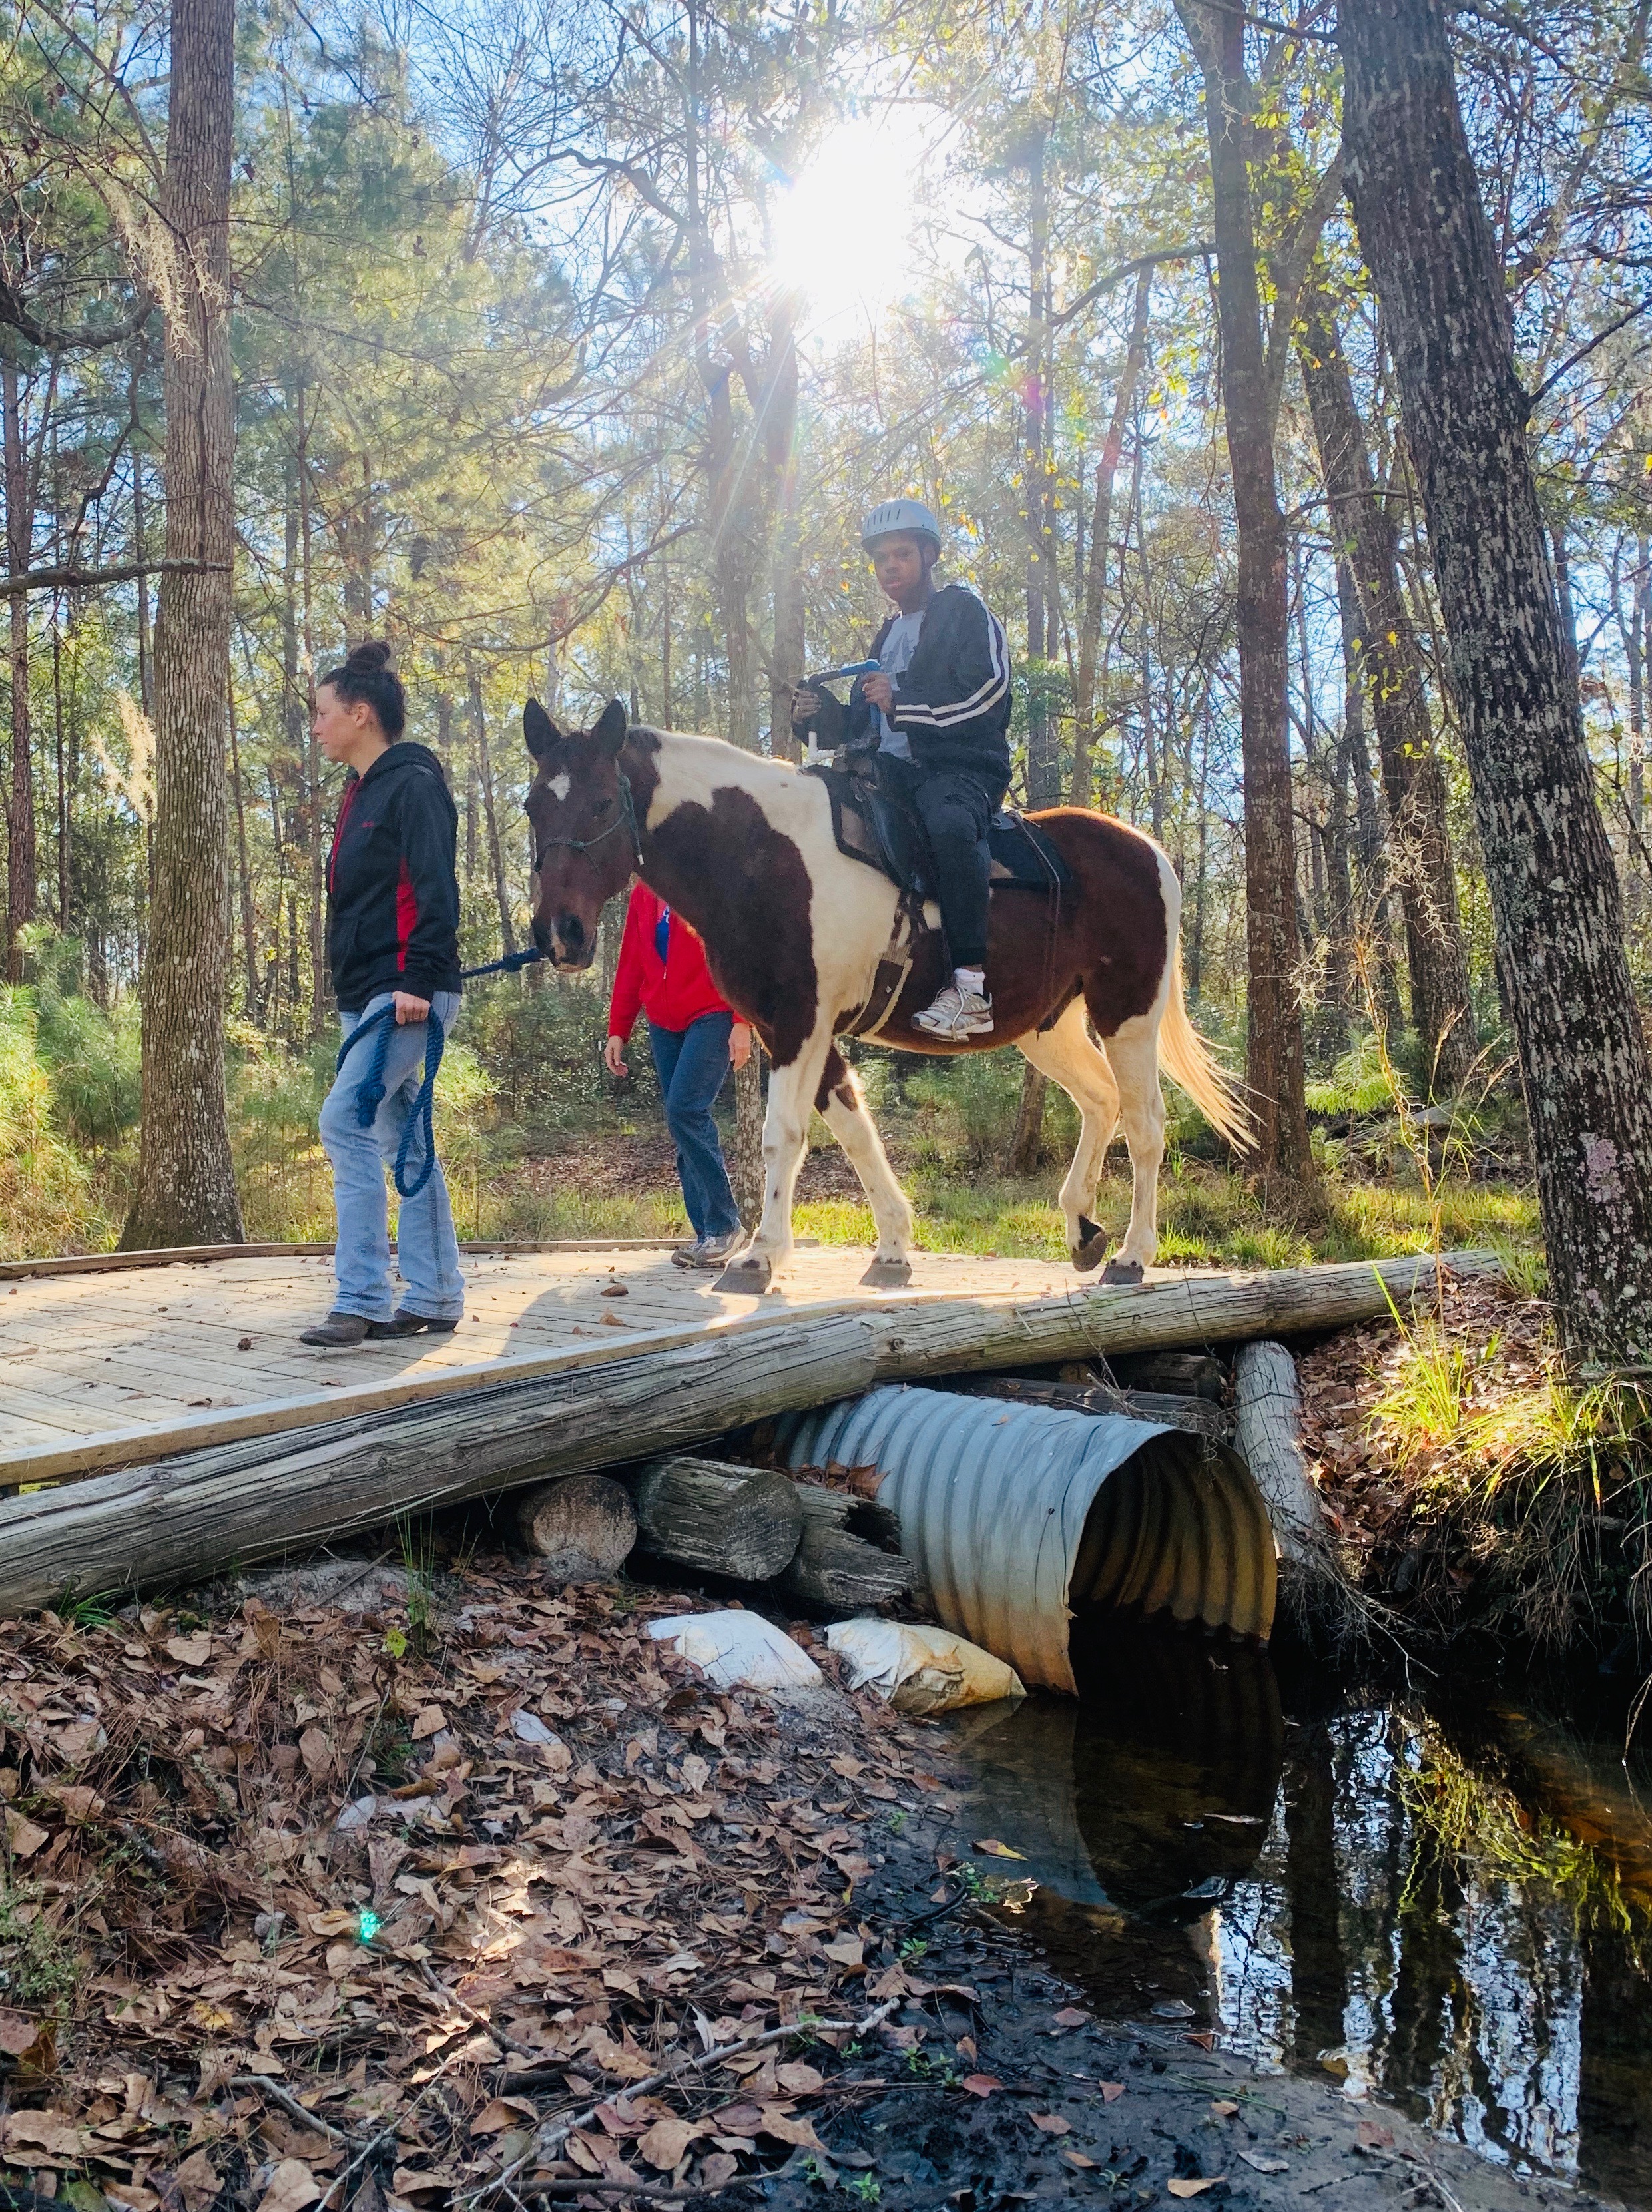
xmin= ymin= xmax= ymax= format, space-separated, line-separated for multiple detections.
xmin=335 ymin=944 xmax=545 ymax=1199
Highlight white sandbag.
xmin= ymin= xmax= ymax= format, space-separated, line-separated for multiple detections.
xmin=649 ymin=1610 xmax=824 ymax=1692
xmin=826 ymin=1618 xmax=1025 ymax=1714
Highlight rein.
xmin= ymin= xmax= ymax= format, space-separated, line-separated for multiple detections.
xmin=334 ymin=945 xmax=544 ymax=1199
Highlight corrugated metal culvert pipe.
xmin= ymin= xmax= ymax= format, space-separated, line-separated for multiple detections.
xmin=778 ymin=1384 xmax=1276 ymax=1695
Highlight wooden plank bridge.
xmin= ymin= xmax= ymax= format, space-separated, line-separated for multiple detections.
xmin=0 ymin=1239 xmax=1092 ymax=1493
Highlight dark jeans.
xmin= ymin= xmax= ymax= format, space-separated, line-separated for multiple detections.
xmin=884 ymin=758 xmax=1005 ymax=969
xmin=649 ymin=1011 xmax=742 ymax=1240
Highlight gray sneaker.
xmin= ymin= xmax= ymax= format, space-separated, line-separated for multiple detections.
xmin=671 ymin=1238 xmax=706 ymax=1270
xmin=913 ymin=980 xmax=994 ymax=1038
xmin=690 ymin=1232 xmax=744 ymax=1269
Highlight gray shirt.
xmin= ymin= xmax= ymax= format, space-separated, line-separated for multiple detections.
xmin=874 ymin=608 xmax=926 ymax=759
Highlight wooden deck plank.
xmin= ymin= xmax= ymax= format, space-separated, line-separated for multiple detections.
xmin=0 ymin=1243 xmax=1103 ymax=1488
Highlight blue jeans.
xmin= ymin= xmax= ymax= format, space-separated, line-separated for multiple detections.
xmin=318 ymin=990 xmax=465 ymax=1322
xmin=649 ymin=1013 xmax=742 ymax=1241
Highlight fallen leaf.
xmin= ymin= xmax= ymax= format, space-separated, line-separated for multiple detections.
xmin=256 ymin=2160 xmax=320 ymax=2212
xmin=4 ymin=1808 xmax=47 ymax=1858
xmin=0 ymin=2010 xmax=39 ymax=2056
xmin=174 ymin=2149 xmax=220 ymax=2209
xmin=775 ymin=2062 xmax=824 ymax=2097
xmin=1051 ymin=2007 xmax=1089 ymax=2028
xmin=1211 ymin=2099 xmax=1239 ymax=2119
xmin=1029 ymin=2113 xmax=1071 ymax=2135
xmin=1167 ymin=2183 xmax=1225 ymax=2201
xmin=599 ymin=1283 xmax=629 ymax=1300
xmin=1059 ymin=2151 xmax=1097 ymax=2171
xmin=971 ymin=1838 xmax=1027 ymax=1859
xmin=509 ymin=1709 xmax=556 ymax=1744
xmin=636 ymin=2117 xmax=700 ymax=2169
xmin=756 ymin=2106 xmax=823 ymax=2151
xmin=470 ymin=2099 xmax=537 ymax=2136
xmin=299 ymin=1726 xmax=334 ymax=1780
xmin=1183 ymin=2031 xmax=1218 ymax=2050
xmin=1240 ymin=2152 xmax=1289 ymax=2175
xmin=698 ymin=2153 xmax=738 ymax=2188
xmin=165 ymin=1635 xmax=211 ymax=1667
xmin=412 ymin=1707 xmax=447 ymax=1741
xmin=822 ymin=1934 xmax=864 ymax=1968
xmin=1356 ymin=2121 xmax=1394 ymax=2151
xmin=960 ymin=2075 xmax=1003 ymax=2099
xmin=955 ymin=2036 xmax=977 ymax=2063
xmin=1098 ymin=2081 xmax=1125 ymax=2103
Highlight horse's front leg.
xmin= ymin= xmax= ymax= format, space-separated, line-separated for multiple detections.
xmin=816 ymin=1045 xmax=916 ymax=1288
xmin=714 ymin=1027 xmax=834 ymax=1296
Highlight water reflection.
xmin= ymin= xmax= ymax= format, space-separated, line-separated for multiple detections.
xmin=943 ymin=1630 xmax=1652 ymax=2203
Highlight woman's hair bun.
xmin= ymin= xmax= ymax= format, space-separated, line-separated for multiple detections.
xmin=319 ymin=635 xmax=407 ymax=738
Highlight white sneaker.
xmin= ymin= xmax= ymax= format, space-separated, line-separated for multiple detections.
xmin=913 ymin=981 xmax=994 ymax=1038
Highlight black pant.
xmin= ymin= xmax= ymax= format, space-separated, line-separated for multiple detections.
xmin=883 ymin=757 xmax=1005 ymax=970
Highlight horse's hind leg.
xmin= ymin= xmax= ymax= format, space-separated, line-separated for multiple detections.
xmin=1097 ymin=1012 xmax=1167 ymax=1282
xmin=1015 ymin=1001 xmax=1121 ymax=1274
xmin=816 ymin=1045 xmax=916 ymax=1288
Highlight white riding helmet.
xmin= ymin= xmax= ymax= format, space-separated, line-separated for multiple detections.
xmin=861 ymin=497 xmax=942 ymax=557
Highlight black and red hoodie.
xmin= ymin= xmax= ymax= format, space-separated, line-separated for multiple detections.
xmin=325 ymin=742 xmax=462 ymax=1012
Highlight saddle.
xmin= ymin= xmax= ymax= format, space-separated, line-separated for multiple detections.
xmin=804 ymin=751 xmax=1070 ymax=1037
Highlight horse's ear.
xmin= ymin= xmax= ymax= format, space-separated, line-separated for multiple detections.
xmin=593 ymin=698 xmax=628 ymax=758
xmin=524 ymin=698 xmax=563 ymax=758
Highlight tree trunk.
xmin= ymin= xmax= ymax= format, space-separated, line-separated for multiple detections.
xmin=1176 ymin=1 xmax=1311 ymax=1183
xmin=1008 ymin=1065 xmax=1049 ymax=1175
xmin=1340 ymin=0 xmax=1652 ymax=1365
xmin=730 ymin=1039 xmax=764 ymax=1227
xmin=469 ymin=671 xmax=517 ymax=956
xmin=121 ymin=0 xmax=244 ymax=1250
xmin=3 ymin=354 xmax=35 ymax=980
xmin=516 ymin=1472 xmax=637 ymax=1581
xmin=1298 ymin=284 xmax=1476 ymax=1091
xmin=1023 ymin=124 xmax=1059 ymax=808
xmin=1072 ymin=274 xmax=1151 ymax=809
xmin=228 ymin=668 xmax=260 ymax=1023
xmin=625 ymin=1456 xmax=803 ymax=1582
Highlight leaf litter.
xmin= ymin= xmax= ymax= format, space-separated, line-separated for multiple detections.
xmin=0 ymin=1560 xmax=948 ymax=2212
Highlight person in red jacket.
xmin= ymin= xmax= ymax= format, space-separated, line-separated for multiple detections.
xmin=605 ymin=882 xmax=751 ymax=1269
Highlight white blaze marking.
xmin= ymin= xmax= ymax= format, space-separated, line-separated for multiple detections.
xmin=548 ymin=772 xmax=571 ymax=802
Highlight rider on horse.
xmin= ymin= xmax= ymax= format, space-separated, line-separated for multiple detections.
xmin=791 ymin=497 xmax=1012 ymax=1040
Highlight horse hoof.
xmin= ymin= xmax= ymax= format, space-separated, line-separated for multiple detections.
xmin=1100 ymin=1258 xmax=1145 ymax=1287
xmin=1073 ymin=1215 xmax=1107 ymax=1274
xmin=860 ymin=1257 xmax=912 ymax=1290
xmin=714 ymin=1254 xmax=772 ymax=1296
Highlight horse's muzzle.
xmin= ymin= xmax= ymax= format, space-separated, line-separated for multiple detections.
xmin=543 ymin=910 xmax=595 ymax=971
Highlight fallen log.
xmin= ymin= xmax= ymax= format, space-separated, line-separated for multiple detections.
xmin=0 ymin=1252 xmax=1500 ymax=1615
xmin=778 ymin=1521 xmax=914 ymax=1613
xmin=517 ymin=1474 xmax=637 ymax=1581
xmin=1231 ymin=1339 xmax=1352 ymax=1632
xmin=944 ymin=1373 xmax=1234 ymax=1442
xmin=627 ymin=1458 xmax=804 ymax=1582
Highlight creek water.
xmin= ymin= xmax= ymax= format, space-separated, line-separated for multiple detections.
xmin=941 ymin=1623 xmax=1652 ymax=2203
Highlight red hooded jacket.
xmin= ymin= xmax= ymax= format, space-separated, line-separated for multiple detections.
xmin=608 ymin=881 xmax=732 ymax=1037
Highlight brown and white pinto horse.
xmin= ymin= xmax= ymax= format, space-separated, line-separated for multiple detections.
xmin=523 ymin=698 xmax=1250 ymax=1293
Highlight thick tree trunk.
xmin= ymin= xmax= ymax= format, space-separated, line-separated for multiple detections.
xmin=1298 ymin=285 xmax=1476 ymax=1092
xmin=1071 ymin=274 xmax=1151 ymax=809
xmin=3 ymin=354 xmax=35 ymax=980
xmin=1007 ymin=1065 xmax=1049 ymax=1175
xmin=1341 ymin=0 xmax=1652 ymax=1365
xmin=121 ymin=0 xmax=244 ymax=1250
xmin=1177 ymin=1 xmax=1311 ymax=1183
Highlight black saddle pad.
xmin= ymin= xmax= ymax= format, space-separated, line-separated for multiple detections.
xmin=806 ymin=761 xmax=1070 ymax=897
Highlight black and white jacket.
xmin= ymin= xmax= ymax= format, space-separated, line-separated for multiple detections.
xmin=812 ymin=584 xmax=1013 ymax=786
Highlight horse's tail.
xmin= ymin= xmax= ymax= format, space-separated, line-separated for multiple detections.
xmin=1157 ymin=938 xmax=1254 ymax=1151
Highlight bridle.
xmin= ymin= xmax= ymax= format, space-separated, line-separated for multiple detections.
xmin=530 ymin=764 xmax=643 ymax=876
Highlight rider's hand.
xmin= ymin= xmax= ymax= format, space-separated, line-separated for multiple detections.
xmin=729 ymin=1022 xmax=752 ymax=1072
xmin=603 ymin=1033 xmax=629 ymax=1079
xmin=862 ymin=672 xmax=895 ymax=713
xmin=790 ymin=686 xmax=820 ymax=728
xmin=392 ymin=991 xmax=431 ymax=1025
